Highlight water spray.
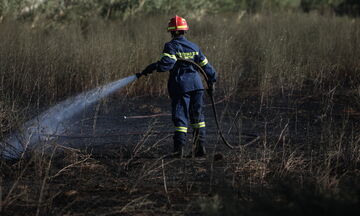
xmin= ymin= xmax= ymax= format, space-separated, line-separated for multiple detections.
xmin=1 ymin=75 xmax=138 ymax=159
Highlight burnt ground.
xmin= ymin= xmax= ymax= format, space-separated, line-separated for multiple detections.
xmin=2 ymin=90 xmax=360 ymax=215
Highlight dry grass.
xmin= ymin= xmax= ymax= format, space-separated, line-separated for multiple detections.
xmin=0 ymin=13 xmax=359 ymax=119
xmin=0 ymin=12 xmax=360 ymax=215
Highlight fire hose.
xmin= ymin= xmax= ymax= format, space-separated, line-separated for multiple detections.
xmin=137 ymin=59 xmax=259 ymax=149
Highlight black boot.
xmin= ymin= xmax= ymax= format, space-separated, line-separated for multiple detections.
xmin=173 ymin=131 xmax=186 ymax=158
xmin=194 ymin=142 xmax=206 ymax=157
xmin=173 ymin=144 xmax=184 ymax=158
xmin=192 ymin=128 xmax=207 ymax=158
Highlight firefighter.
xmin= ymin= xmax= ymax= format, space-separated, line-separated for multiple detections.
xmin=139 ymin=15 xmax=217 ymax=158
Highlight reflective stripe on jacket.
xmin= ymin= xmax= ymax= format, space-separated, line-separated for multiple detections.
xmin=156 ymin=36 xmax=216 ymax=96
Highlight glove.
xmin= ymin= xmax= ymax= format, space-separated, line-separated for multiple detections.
xmin=141 ymin=63 xmax=158 ymax=76
xmin=207 ymin=82 xmax=215 ymax=95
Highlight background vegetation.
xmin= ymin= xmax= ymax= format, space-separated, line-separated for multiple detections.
xmin=0 ymin=1 xmax=360 ymax=215
xmin=1 ymin=12 xmax=359 ymax=138
xmin=0 ymin=0 xmax=359 ymax=23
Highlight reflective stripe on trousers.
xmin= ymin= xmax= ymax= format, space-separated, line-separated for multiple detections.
xmin=171 ymin=90 xmax=206 ymax=148
xmin=191 ymin=121 xmax=206 ymax=128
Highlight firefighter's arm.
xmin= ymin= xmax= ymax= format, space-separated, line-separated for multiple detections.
xmin=137 ymin=43 xmax=176 ymax=78
xmin=136 ymin=62 xmax=157 ymax=78
xmin=197 ymin=50 xmax=217 ymax=84
xmin=157 ymin=43 xmax=177 ymax=72
xmin=142 ymin=62 xmax=157 ymax=75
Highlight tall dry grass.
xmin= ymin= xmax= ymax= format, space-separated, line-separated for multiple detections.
xmin=1 ymin=13 xmax=359 ymax=137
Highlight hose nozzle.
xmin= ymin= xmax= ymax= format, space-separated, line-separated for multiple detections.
xmin=135 ymin=73 xmax=142 ymax=79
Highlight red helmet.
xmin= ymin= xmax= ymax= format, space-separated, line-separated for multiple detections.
xmin=167 ymin=15 xmax=189 ymax=32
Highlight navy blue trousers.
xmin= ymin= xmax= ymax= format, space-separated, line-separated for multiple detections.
xmin=171 ymin=90 xmax=206 ymax=151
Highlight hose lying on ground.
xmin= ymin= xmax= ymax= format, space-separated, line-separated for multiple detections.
xmin=177 ymin=59 xmax=260 ymax=149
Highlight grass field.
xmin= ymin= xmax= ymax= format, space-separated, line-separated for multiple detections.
xmin=1 ymin=12 xmax=360 ymax=215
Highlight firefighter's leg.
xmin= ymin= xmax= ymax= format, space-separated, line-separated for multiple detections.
xmin=189 ymin=90 xmax=206 ymax=157
xmin=171 ymin=93 xmax=191 ymax=157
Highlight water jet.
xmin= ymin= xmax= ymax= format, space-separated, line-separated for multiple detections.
xmin=1 ymin=75 xmax=137 ymax=159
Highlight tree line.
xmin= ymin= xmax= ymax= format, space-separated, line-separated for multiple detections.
xmin=0 ymin=0 xmax=359 ymax=21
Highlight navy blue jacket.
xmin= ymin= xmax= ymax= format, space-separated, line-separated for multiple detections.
xmin=156 ymin=36 xmax=216 ymax=97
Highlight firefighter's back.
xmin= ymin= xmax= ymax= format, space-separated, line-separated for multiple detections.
xmin=166 ymin=36 xmax=204 ymax=97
